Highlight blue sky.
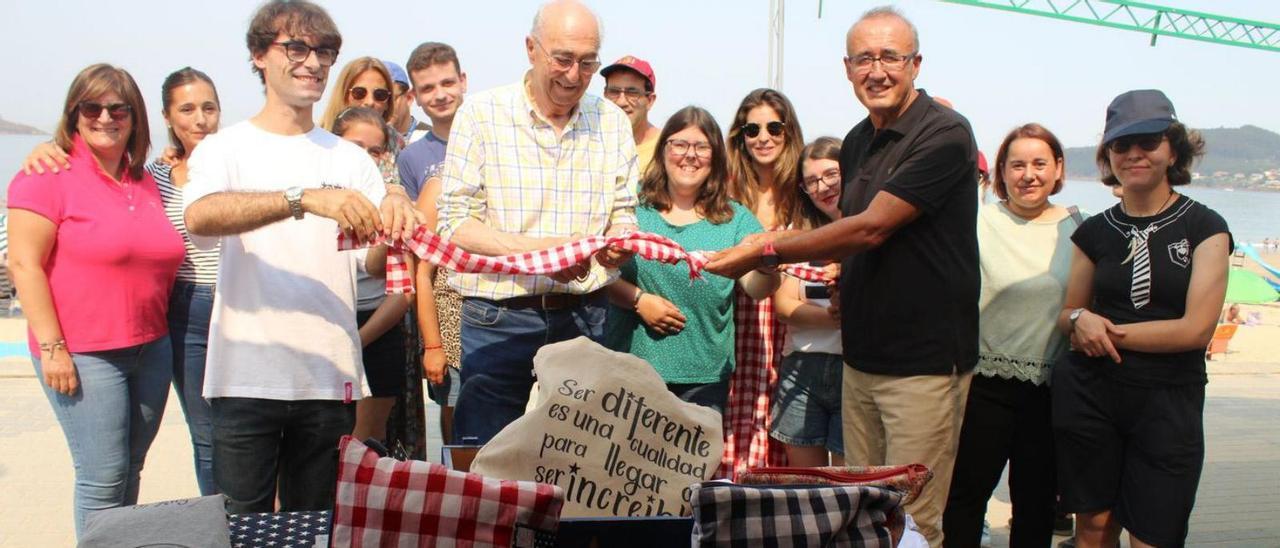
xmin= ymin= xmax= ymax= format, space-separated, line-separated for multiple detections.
xmin=3 ymin=0 xmax=1278 ymax=159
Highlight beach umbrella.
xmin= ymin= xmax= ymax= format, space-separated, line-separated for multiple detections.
xmin=1226 ymin=268 xmax=1280 ymax=304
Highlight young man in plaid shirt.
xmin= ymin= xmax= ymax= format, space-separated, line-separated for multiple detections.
xmin=436 ymin=0 xmax=638 ymax=444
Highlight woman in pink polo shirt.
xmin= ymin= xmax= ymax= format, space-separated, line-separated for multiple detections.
xmin=6 ymin=64 xmax=184 ymax=537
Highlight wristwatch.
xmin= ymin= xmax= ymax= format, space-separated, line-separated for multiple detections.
xmin=760 ymin=242 xmax=780 ymax=270
xmin=284 ymin=187 xmax=305 ymax=220
xmin=1068 ymin=307 xmax=1085 ymax=329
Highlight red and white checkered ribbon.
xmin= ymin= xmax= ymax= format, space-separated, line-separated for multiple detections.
xmin=338 ymin=228 xmax=829 ymax=294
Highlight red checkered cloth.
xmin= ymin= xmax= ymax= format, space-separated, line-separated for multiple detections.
xmin=720 ymin=290 xmax=788 ymax=480
xmin=338 ymin=228 xmax=712 ymax=294
xmin=781 ymin=263 xmax=829 ymax=283
xmin=332 ymin=436 xmax=564 ymax=547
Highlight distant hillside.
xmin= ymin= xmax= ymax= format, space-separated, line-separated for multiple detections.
xmin=0 ymin=116 xmax=46 ymax=135
xmin=1064 ymin=125 xmax=1280 ymax=181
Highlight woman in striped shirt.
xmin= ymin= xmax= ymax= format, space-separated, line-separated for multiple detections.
xmin=23 ymin=66 xmax=223 ymax=496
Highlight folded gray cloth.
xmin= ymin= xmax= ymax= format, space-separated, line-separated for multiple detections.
xmin=79 ymin=495 xmax=231 ymax=548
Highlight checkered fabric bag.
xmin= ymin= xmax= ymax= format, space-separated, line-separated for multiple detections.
xmin=688 ymin=482 xmax=904 ymax=548
xmin=331 ymin=436 xmax=564 ymax=547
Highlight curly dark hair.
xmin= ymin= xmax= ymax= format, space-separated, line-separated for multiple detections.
xmin=1096 ymin=121 xmax=1204 ymax=187
xmin=245 ymin=0 xmax=342 ymax=85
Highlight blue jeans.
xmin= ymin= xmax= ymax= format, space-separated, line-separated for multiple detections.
xmin=453 ymin=296 xmax=607 ymax=444
xmin=667 ymin=377 xmax=731 ymax=416
xmin=168 ymin=281 xmax=217 ymax=495
xmin=210 ymin=397 xmax=355 ymax=514
xmin=770 ymin=351 xmax=845 ymax=455
xmin=33 ymin=337 xmax=173 ymax=538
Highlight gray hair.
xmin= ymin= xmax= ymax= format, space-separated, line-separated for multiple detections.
xmin=853 ymin=5 xmax=920 ymax=52
xmin=530 ymin=0 xmax=603 ymax=43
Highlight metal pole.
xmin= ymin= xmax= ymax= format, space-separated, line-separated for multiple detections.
xmin=768 ymin=0 xmax=786 ymax=89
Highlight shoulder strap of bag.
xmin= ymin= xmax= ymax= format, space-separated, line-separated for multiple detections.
xmin=1067 ymin=205 xmax=1084 ymax=227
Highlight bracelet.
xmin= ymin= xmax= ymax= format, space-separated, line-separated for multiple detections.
xmin=631 ymin=288 xmax=645 ymax=310
xmin=423 ymin=343 xmax=444 ymax=350
xmin=39 ymin=339 xmax=67 ymax=356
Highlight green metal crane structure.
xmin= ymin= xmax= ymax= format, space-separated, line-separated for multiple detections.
xmin=935 ymin=1 xmax=1280 ymax=52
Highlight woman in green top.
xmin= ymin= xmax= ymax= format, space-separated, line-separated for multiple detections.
xmin=605 ymin=106 xmax=780 ymax=414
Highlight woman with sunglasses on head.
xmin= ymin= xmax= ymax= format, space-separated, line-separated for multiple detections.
xmin=942 ymin=123 xmax=1084 ymax=547
xmin=604 ymin=106 xmax=778 ymax=414
xmin=6 ymin=64 xmax=184 ymax=537
xmin=22 ymin=68 xmax=226 ymax=497
xmin=721 ymin=88 xmax=806 ymax=475
xmin=769 ymin=137 xmax=845 ymax=468
xmin=1054 ymin=90 xmax=1230 ymax=548
xmin=330 ymin=107 xmax=414 ymax=446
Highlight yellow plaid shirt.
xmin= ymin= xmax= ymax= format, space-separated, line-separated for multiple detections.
xmin=436 ymin=77 xmax=639 ymax=299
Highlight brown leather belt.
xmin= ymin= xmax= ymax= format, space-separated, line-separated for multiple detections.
xmin=492 ymin=290 xmax=605 ymax=311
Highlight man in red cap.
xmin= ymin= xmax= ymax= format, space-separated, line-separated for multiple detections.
xmin=601 ymin=55 xmax=660 ymax=173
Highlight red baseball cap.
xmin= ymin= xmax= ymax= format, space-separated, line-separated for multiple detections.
xmin=977 ymin=151 xmax=989 ymax=177
xmin=600 ymin=55 xmax=656 ymax=92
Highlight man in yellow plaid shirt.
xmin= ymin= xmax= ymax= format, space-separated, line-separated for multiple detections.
xmin=436 ymin=0 xmax=638 ymax=443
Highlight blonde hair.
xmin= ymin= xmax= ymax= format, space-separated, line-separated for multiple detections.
xmin=54 ymin=63 xmax=151 ymax=180
xmin=319 ymin=57 xmax=393 ymax=131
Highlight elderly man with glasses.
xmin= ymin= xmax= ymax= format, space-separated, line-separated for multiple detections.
xmin=436 ymin=0 xmax=639 ymax=444
xmin=707 ymin=6 xmax=979 ymax=544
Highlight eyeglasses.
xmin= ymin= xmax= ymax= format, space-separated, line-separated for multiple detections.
xmin=666 ymin=139 xmax=713 ymax=159
xmin=272 ymin=40 xmax=339 ymax=67
xmin=803 ymin=169 xmax=842 ymax=193
xmin=847 ymin=51 xmax=917 ymax=72
xmin=78 ymin=102 xmax=132 ymax=121
xmin=603 ymin=86 xmax=648 ymax=102
xmin=741 ymin=121 xmax=785 ymax=139
xmin=349 ymin=86 xmax=391 ymax=103
xmin=532 ymin=36 xmax=601 ymax=73
xmin=1107 ymin=132 xmax=1166 ymax=154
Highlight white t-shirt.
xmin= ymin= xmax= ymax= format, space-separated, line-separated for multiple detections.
xmin=782 ymin=276 xmax=843 ymax=356
xmin=184 ymin=121 xmax=387 ymax=400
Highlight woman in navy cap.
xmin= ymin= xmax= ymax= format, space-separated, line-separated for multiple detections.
xmin=1053 ymin=90 xmax=1231 ymax=547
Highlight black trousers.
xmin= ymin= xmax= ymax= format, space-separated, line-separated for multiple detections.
xmin=943 ymin=374 xmax=1056 ymax=547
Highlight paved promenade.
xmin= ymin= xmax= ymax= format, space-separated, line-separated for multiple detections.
xmin=1 ymin=356 xmax=1276 ymax=546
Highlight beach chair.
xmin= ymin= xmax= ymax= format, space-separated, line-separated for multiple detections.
xmin=1205 ymin=324 xmax=1239 ymax=360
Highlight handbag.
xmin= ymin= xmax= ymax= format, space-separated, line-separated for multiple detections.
xmin=738 ymin=464 xmax=932 ymax=504
xmin=331 ymin=436 xmax=564 ymax=547
xmin=688 ymin=482 xmax=904 ymax=547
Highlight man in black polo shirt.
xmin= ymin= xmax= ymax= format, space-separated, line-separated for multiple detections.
xmin=706 ymin=6 xmax=977 ymax=544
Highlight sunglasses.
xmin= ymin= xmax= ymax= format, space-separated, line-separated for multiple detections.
xmin=741 ymin=121 xmax=785 ymax=139
xmin=349 ymin=86 xmax=391 ymax=103
xmin=78 ymin=102 xmax=132 ymax=121
xmin=1107 ymin=132 xmax=1165 ymax=154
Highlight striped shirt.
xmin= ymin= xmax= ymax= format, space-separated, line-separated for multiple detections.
xmin=148 ymin=161 xmax=219 ymax=285
xmin=436 ymin=76 xmax=639 ymax=300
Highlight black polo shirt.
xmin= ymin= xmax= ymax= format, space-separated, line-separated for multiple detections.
xmin=838 ymin=90 xmax=979 ymax=376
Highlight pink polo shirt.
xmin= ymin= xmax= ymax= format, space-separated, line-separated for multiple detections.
xmin=7 ymin=135 xmax=184 ymax=354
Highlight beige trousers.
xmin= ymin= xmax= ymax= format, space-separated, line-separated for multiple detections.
xmin=842 ymin=366 xmax=973 ymax=547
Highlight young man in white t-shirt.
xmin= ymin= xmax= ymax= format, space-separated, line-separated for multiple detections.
xmin=182 ymin=0 xmax=421 ymax=513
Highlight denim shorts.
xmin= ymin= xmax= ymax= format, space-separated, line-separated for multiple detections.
xmin=770 ymin=351 xmax=844 ymax=455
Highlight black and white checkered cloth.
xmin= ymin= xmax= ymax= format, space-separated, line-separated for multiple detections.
xmin=689 ymin=482 xmax=904 ymax=547
xmin=229 ymin=510 xmax=330 ymax=548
